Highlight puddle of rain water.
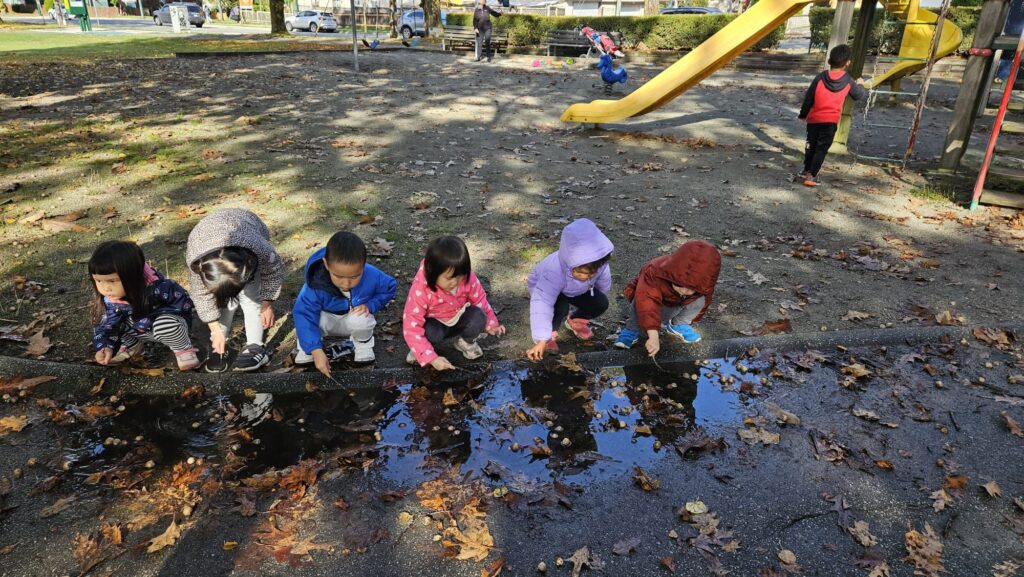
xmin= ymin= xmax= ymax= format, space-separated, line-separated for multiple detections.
xmin=62 ymin=358 xmax=750 ymax=491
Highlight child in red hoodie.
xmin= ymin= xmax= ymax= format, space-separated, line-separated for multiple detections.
xmin=798 ymin=44 xmax=867 ymax=187
xmin=614 ymin=241 xmax=721 ymax=358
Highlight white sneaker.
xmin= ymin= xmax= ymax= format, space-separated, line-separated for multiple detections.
xmin=406 ymin=350 xmax=418 ymax=365
xmin=352 ymin=337 xmax=375 ymax=363
xmin=293 ymin=348 xmax=313 ymax=365
xmin=454 ymin=337 xmax=483 ymax=360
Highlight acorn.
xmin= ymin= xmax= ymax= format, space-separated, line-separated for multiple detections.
xmin=537 ymin=561 xmax=548 ymax=573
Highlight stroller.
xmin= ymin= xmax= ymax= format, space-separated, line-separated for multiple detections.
xmin=580 ymin=25 xmax=625 ymax=59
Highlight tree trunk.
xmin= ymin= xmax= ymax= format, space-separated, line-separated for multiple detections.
xmin=388 ymin=0 xmax=397 ymax=38
xmin=644 ymin=0 xmax=658 ymax=16
xmin=270 ymin=0 xmax=286 ymax=34
xmin=421 ymin=0 xmax=437 ymax=37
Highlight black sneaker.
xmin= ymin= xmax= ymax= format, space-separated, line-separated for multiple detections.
xmin=205 ymin=351 xmax=228 ymax=373
xmin=234 ymin=344 xmax=270 ymax=372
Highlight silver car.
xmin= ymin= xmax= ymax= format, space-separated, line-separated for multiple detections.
xmin=286 ymin=10 xmax=337 ymax=33
xmin=153 ymin=3 xmax=206 ymax=27
xmin=398 ymin=8 xmax=425 ymax=39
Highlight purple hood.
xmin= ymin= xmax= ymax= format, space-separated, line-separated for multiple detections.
xmin=526 ymin=219 xmax=614 ymax=341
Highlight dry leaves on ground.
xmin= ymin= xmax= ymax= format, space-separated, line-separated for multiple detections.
xmin=611 ymin=536 xmax=639 ymax=556
xmin=568 ymin=546 xmax=604 ymax=577
xmin=981 ymin=480 xmax=1002 ymax=498
xmin=367 ymin=238 xmax=394 ymax=257
xmin=0 ymin=415 xmax=28 ymax=435
xmin=1002 ymin=412 xmax=1024 ymax=438
xmin=557 ymin=352 xmax=584 ymax=373
xmin=764 ymin=402 xmax=800 ymax=426
xmin=737 ymin=427 xmax=780 ymax=446
xmin=741 ymin=319 xmax=792 ymax=336
xmin=146 ymin=520 xmax=182 ymax=553
xmin=633 ymin=467 xmax=660 ymax=492
xmin=904 ymin=524 xmax=944 ymax=577
xmin=930 ymin=489 xmax=953 ymax=512
xmin=850 ymin=521 xmax=878 ymax=548
xmin=973 ymin=327 xmax=1014 ymax=349
xmin=73 ymin=524 xmax=124 ymax=576
xmin=842 ymin=310 xmax=873 ymax=322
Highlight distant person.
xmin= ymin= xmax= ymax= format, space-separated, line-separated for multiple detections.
xmin=797 ymin=44 xmax=866 ymax=187
xmin=473 ymin=0 xmax=501 ymax=62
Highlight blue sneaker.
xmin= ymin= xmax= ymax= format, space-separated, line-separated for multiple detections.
xmin=614 ymin=328 xmax=640 ymax=349
xmin=665 ymin=324 xmax=701 ymax=343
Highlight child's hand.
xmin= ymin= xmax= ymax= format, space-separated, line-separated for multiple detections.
xmin=526 ymin=340 xmax=547 ymax=362
xmin=487 ymin=324 xmax=506 ymax=337
xmin=95 ymin=348 xmax=113 ymax=365
xmin=209 ymin=323 xmax=226 ymax=354
xmin=645 ymin=333 xmax=660 ymax=358
xmin=312 ymin=349 xmax=331 ymax=377
xmin=349 ymin=305 xmax=370 ymax=317
xmin=430 ymin=356 xmax=455 ymax=371
xmin=260 ymin=301 xmax=275 ymax=329
xmin=856 ymin=77 xmax=865 ymax=85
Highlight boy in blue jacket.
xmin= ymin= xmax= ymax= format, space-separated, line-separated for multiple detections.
xmin=293 ymin=231 xmax=397 ymax=376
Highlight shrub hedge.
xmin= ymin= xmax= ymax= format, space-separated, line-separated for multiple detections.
xmin=443 ymin=13 xmax=785 ymax=51
xmin=809 ymin=6 xmax=980 ymax=54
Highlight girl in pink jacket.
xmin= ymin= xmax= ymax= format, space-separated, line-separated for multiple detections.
xmin=403 ymin=236 xmax=505 ymax=371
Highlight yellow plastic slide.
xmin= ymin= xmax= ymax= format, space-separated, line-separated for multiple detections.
xmin=560 ymin=0 xmax=963 ymax=124
xmin=866 ymin=0 xmax=962 ymax=89
xmin=561 ymin=0 xmax=814 ymax=124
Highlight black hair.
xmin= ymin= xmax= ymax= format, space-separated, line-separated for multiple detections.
xmin=424 ymin=236 xmax=472 ymax=291
xmin=88 ymin=240 xmax=150 ymax=324
xmin=325 ymin=231 xmax=367 ymax=265
xmin=573 ymin=253 xmax=612 ymax=274
xmin=192 ymin=246 xmax=258 ymax=309
xmin=828 ymin=44 xmax=852 ymax=68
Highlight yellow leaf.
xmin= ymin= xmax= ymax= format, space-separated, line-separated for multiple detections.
xmin=685 ymin=501 xmax=708 ymax=515
xmin=222 ymin=541 xmax=238 ymax=550
xmin=146 ymin=520 xmax=181 ymax=553
xmin=981 ymin=480 xmax=1002 ymax=498
xmin=0 ymin=415 xmax=28 ymax=435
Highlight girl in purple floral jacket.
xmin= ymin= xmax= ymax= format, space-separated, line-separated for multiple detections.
xmin=89 ymin=241 xmax=199 ymax=371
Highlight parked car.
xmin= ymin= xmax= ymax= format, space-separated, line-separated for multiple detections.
xmin=153 ymin=2 xmax=206 ymax=27
xmin=659 ymin=6 xmax=722 ymax=14
xmin=286 ymin=10 xmax=337 ymax=33
xmin=398 ymin=8 xmax=425 ymax=39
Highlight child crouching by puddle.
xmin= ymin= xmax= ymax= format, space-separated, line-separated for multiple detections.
xmin=614 ymin=240 xmax=721 ymax=357
xmin=89 ymin=240 xmax=198 ymax=371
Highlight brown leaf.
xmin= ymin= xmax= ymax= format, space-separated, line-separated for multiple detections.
xmin=0 ymin=544 xmax=15 ymax=555
xmin=842 ymin=310 xmax=872 ymax=321
xmin=904 ymin=524 xmax=944 ymax=577
xmin=744 ymin=319 xmax=792 ymax=336
xmin=850 ymin=520 xmax=878 ymax=547
xmin=568 ymin=546 xmax=604 ymax=577
xmin=612 ymin=537 xmax=640 ymax=556
xmin=660 ymin=555 xmax=676 ymax=573
xmin=39 ymin=495 xmax=76 ymax=518
xmin=737 ymin=427 xmax=780 ymax=445
xmin=120 ymin=367 xmax=165 ymax=377
xmin=930 ymin=489 xmax=952 ymax=512
xmin=633 ymin=467 xmax=660 ymax=492
xmin=0 ymin=415 xmax=28 ymax=435
xmin=973 ymin=327 xmax=1013 ymax=348
xmin=39 ymin=219 xmax=91 ymax=233
xmin=442 ymin=388 xmax=459 ymax=407
xmin=1002 ymin=412 xmax=1024 ymax=438
xmin=840 ymin=363 xmax=872 ymax=379
xmin=764 ymin=402 xmax=800 ymax=426
xmin=146 ymin=520 xmax=182 ymax=553
xmin=981 ymin=480 xmax=1002 ymax=498
xmin=110 ymin=162 xmax=128 ymax=174
xmin=19 ymin=210 xmax=46 ymax=224
xmin=367 ymin=238 xmax=394 ymax=257
xmin=0 ymin=374 xmax=57 ymax=395
xmin=943 ymin=475 xmax=969 ymax=493
xmin=25 ymin=331 xmax=51 ymax=356
xmin=558 ymin=352 xmax=584 ymax=373
xmin=278 ymin=459 xmax=323 ymax=499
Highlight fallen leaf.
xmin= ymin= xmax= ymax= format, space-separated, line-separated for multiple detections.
xmin=146 ymin=520 xmax=181 ymax=553
xmin=611 ymin=536 xmax=640 ymax=556
xmin=930 ymin=489 xmax=952 ymax=512
xmin=442 ymin=388 xmax=459 ymax=407
xmin=685 ymin=501 xmax=708 ymax=514
xmin=558 ymin=352 xmax=584 ymax=373
xmin=778 ymin=549 xmax=800 ymax=572
xmin=568 ymin=546 xmax=604 ymax=577
xmin=0 ymin=415 xmax=28 ymax=435
xmin=842 ymin=310 xmax=872 ymax=321
xmin=852 ymin=407 xmax=880 ymax=421
xmin=1002 ymin=412 xmax=1024 ymax=438
xmin=39 ymin=495 xmax=76 ymax=518
xmin=743 ymin=319 xmax=792 ymax=336
xmin=973 ymin=327 xmax=1013 ymax=348
xmin=737 ymin=427 xmax=780 ymax=445
xmin=0 ymin=544 xmax=14 ymax=555
xmin=992 ymin=560 xmax=1022 ymax=577
xmin=0 ymin=375 xmax=57 ymax=394
xmin=367 ymin=237 xmax=395 ymax=257
xmin=981 ymin=480 xmax=1002 ymax=498
xmin=841 ymin=363 xmax=872 ymax=379
xmin=633 ymin=467 xmax=660 ymax=492
xmin=25 ymin=331 xmax=51 ymax=356
xmin=660 ymin=555 xmax=676 ymax=573
xmin=111 ymin=162 xmax=128 ymax=174
xmin=944 ymin=475 xmax=969 ymax=492
xmin=850 ymin=520 xmax=878 ymax=547
xmin=764 ymin=402 xmax=800 ymax=426
xmin=904 ymin=524 xmax=944 ymax=577
xmin=223 ymin=541 xmax=238 ymax=550
xmin=868 ymin=562 xmax=892 ymax=577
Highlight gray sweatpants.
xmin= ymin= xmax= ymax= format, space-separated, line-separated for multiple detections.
xmin=625 ymin=297 xmax=705 ymax=331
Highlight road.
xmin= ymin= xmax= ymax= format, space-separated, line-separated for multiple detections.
xmin=1 ymin=14 xmax=375 ymax=38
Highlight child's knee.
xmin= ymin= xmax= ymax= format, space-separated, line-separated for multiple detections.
xmin=347 ymin=313 xmax=377 ymax=332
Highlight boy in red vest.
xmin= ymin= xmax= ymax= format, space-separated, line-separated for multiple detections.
xmin=798 ymin=44 xmax=867 ymax=187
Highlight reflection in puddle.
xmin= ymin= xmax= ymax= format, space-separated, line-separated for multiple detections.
xmin=62 ymin=359 xmax=748 ymax=491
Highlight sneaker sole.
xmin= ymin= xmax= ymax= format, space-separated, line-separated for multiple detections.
xmin=233 ymin=355 xmax=270 ymax=372
xmin=205 ymin=363 xmax=228 ymax=373
xmin=665 ymin=331 xmax=701 ymax=344
xmin=613 ymin=341 xmax=637 ymax=349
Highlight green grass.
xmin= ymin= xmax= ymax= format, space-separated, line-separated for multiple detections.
xmin=909 ymin=184 xmax=957 ymax=203
xmin=0 ymin=31 xmax=352 ymax=63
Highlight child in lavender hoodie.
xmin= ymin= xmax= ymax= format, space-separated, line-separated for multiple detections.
xmin=525 ymin=218 xmax=614 ymax=361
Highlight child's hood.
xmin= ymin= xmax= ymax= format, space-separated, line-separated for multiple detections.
xmin=650 ymin=240 xmax=721 ymax=296
xmin=819 ymin=70 xmax=854 ymax=93
xmin=557 ymin=219 xmax=614 ymax=270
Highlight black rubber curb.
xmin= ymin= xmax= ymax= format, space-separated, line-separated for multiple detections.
xmin=2 ymin=324 xmax=1008 ymax=399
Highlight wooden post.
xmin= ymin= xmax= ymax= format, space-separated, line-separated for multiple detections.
xmin=939 ymin=0 xmax=1010 ymax=171
xmin=834 ymin=0 xmax=877 ymax=148
xmin=826 ymin=0 xmax=857 ymax=59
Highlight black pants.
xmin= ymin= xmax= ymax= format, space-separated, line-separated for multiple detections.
xmin=804 ymin=122 xmax=837 ymax=178
xmin=552 ymin=290 xmax=609 ymax=329
xmin=424 ymin=306 xmax=486 ymax=345
xmin=475 ymin=28 xmax=493 ymax=60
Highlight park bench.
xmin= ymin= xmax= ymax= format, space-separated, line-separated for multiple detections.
xmin=442 ymin=25 xmax=508 ymax=53
xmin=546 ymin=29 xmax=591 ymax=57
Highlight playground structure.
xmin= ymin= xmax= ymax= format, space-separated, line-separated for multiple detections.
xmin=558 ymin=0 xmax=1024 ymax=209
